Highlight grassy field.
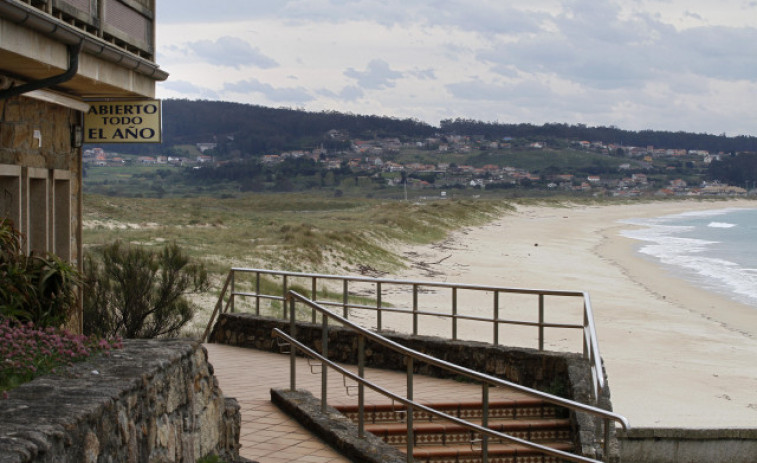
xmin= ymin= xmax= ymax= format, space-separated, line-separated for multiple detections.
xmin=83 ymin=192 xmax=518 ymax=335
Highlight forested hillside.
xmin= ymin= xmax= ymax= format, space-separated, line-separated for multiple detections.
xmin=94 ymin=99 xmax=757 ymax=157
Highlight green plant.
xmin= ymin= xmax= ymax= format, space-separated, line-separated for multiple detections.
xmin=83 ymin=241 xmax=209 ymax=338
xmin=0 ymin=220 xmax=81 ymax=327
xmin=0 ymin=317 xmax=122 ymax=395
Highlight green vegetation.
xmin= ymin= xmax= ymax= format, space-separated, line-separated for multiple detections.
xmin=83 ymin=193 xmax=508 ymax=276
xmin=0 ymin=220 xmax=81 ymax=327
xmin=83 ymin=241 xmax=209 ymax=338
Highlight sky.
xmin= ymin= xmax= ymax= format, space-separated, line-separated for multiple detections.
xmin=156 ymin=0 xmax=757 ymax=137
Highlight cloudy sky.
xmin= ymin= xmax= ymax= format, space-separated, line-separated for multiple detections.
xmin=156 ymin=0 xmax=757 ymax=136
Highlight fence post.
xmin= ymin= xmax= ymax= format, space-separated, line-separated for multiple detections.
xmin=493 ymin=291 xmax=499 ymax=345
xmin=482 ymin=383 xmax=489 ymax=463
xmin=230 ymin=270 xmax=235 ymax=313
xmin=321 ymin=315 xmax=329 ymax=413
xmin=376 ymin=281 xmax=383 ymax=332
xmin=343 ymin=279 xmax=349 ymax=318
xmin=406 ymin=357 xmax=414 ymax=462
xmin=289 ymin=294 xmax=296 ymax=391
xmin=311 ymin=277 xmax=318 ymax=323
xmin=452 ymin=287 xmax=458 ymax=340
xmin=412 ymin=284 xmax=419 ymax=335
xmin=283 ymin=275 xmax=289 ymax=320
xmin=255 ymin=271 xmax=260 ymax=315
xmin=539 ymin=294 xmax=545 ymax=351
xmin=358 ymin=335 xmax=365 ymax=438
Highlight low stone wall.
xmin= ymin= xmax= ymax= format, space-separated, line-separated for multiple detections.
xmin=0 ymin=339 xmax=241 ymax=463
xmin=210 ymin=312 xmax=619 ymax=462
xmin=619 ymin=428 xmax=757 ymax=463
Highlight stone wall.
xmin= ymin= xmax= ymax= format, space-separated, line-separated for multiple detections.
xmin=618 ymin=428 xmax=757 ymax=463
xmin=0 ymin=339 xmax=240 ymax=463
xmin=210 ymin=312 xmax=619 ymax=461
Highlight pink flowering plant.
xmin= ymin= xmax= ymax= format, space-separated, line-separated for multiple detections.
xmin=0 ymin=317 xmax=123 ymax=397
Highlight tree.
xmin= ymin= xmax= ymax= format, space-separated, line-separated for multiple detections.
xmin=83 ymin=241 xmax=209 ymax=338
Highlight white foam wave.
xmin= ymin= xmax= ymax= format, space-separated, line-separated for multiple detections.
xmin=620 ymin=212 xmax=757 ymax=306
xmin=708 ymin=222 xmax=736 ymax=229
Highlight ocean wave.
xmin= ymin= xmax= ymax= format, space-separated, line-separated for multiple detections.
xmin=708 ymin=222 xmax=736 ymax=228
xmin=620 ymin=209 xmax=757 ymax=306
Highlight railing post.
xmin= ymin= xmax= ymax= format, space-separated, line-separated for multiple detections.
xmin=321 ymin=315 xmax=329 ymax=413
xmin=343 ymin=279 xmax=349 ymax=318
xmin=452 ymin=287 xmax=458 ymax=340
xmin=406 ymin=357 xmax=414 ymax=463
xmin=482 ymin=382 xmax=489 ymax=463
xmin=358 ymin=335 xmax=365 ymax=438
xmin=412 ymin=284 xmax=419 ymax=335
xmin=583 ymin=306 xmax=590 ymax=358
xmin=283 ymin=275 xmax=289 ymax=320
xmin=289 ymin=294 xmax=297 ymax=391
xmin=230 ymin=270 xmax=235 ymax=313
xmin=255 ymin=271 xmax=261 ymax=315
xmin=493 ymin=291 xmax=499 ymax=345
xmin=311 ymin=277 xmax=318 ymax=323
xmin=538 ymin=294 xmax=545 ymax=351
xmin=376 ymin=282 xmax=383 ymax=331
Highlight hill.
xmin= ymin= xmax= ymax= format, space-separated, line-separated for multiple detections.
xmin=91 ymin=99 xmax=757 ymax=157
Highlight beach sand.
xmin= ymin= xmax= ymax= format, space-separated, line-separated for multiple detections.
xmin=392 ymin=199 xmax=757 ymax=428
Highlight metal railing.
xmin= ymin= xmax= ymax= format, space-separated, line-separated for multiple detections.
xmin=271 ymin=290 xmax=629 ymax=463
xmin=202 ymin=267 xmax=608 ymax=401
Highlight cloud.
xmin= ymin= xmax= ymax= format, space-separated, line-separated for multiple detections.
xmin=158 ymin=80 xmax=219 ymax=99
xmin=318 ymin=86 xmax=365 ymax=101
xmin=223 ymin=79 xmax=314 ymax=103
xmin=183 ymin=36 xmax=278 ymax=69
xmin=344 ymin=59 xmax=403 ymax=90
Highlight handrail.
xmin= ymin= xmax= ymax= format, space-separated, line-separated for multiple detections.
xmin=286 ymin=290 xmax=629 ymax=431
xmin=202 ymin=267 xmax=607 ymax=400
xmin=272 ymin=328 xmax=605 ymax=463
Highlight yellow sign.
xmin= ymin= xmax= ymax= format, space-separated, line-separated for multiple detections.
xmin=84 ymin=100 xmax=162 ymax=143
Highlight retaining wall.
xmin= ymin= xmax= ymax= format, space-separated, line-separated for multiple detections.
xmin=0 ymin=339 xmax=240 ymax=463
xmin=618 ymin=428 xmax=757 ymax=463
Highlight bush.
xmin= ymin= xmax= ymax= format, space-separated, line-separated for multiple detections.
xmin=0 ymin=220 xmax=80 ymax=327
xmin=83 ymin=241 xmax=209 ymax=338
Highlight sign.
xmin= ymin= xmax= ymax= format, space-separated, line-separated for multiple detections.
xmin=84 ymin=100 xmax=161 ymax=143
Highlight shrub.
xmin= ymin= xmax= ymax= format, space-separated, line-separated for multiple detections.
xmin=83 ymin=241 xmax=209 ymax=338
xmin=0 ymin=220 xmax=80 ymax=327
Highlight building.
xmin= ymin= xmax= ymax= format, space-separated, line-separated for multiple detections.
xmin=0 ymin=0 xmax=168 ymax=331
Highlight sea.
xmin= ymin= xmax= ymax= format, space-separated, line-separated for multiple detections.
xmin=619 ymin=207 xmax=757 ymax=308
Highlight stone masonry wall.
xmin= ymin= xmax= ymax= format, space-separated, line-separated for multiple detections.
xmin=210 ymin=312 xmax=618 ymax=461
xmin=0 ymin=339 xmax=240 ymax=463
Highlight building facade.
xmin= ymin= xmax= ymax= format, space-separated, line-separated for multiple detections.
xmin=0 ymin=0 xmax=167 ymax=331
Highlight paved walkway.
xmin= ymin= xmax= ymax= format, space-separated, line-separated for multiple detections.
xmin=204 ymin=343 xmax=531 ymax=463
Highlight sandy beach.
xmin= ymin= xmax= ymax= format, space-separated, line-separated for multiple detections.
xmin=392 ymin=199 xmax=757 ymax=428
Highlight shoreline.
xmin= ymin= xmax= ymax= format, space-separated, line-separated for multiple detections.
xmin=394 ymin=199 xmax=757 ymax=428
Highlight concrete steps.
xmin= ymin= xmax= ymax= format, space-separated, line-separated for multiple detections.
xmin=335 ymin=399 xmax=574 ymax=463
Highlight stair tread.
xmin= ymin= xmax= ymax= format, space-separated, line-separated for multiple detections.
xmin=365 ymin=417 xmax=571 ymax=435
xmin=335 ymin=398 xmax=554 ymax=414
xmin=410 ymin=441 xmax=573 ymax=458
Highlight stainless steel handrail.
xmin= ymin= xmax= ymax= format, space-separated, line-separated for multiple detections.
xmin=203 ymin=267 xmax=607 ymax=400
xmin=272 ymin=290 xmax=629 ymax=463
xmin=272 ymin=329 xmax=605 ymax=463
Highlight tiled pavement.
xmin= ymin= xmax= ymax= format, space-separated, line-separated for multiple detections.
xmin=204 ymin=343 xmax=535 ymax=463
